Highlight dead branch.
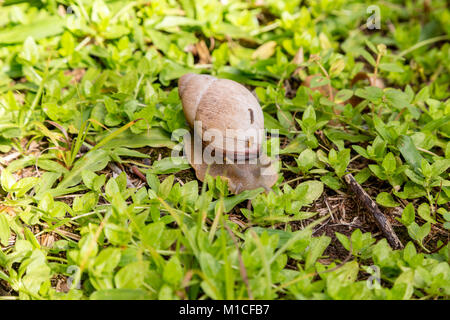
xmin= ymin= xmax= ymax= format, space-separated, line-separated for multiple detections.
xmin=344 ymin=173 xmax=403 ymax=250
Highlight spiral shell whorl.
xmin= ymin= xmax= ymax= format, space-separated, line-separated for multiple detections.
xmin=178 ymin=73 xmax=216 ymax=127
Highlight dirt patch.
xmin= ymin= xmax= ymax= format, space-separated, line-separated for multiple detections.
xmin=64 ymin=69 xmax=86 ymax=85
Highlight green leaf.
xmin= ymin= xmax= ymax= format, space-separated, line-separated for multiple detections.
xmin=20 ymin=37 xmax=39 ymax=64
xmin=297 ymin=148 xmax=316 ymax=172
xmin=392 ymin=270 xmax=414 ymax=300
xmin=397 ymin=135 xmax=423 ymax=173
xmin=335 ymin=232 xmax=351 ymax=251
xmin=21 ymin=250 xmax=51 ymax=294
xmin=379 ymin=63 xmax=404 ymax=73
xmin=163 ymin=257 xmax=183 ymax=286
xmin=148 ymin=157 xmax=190 ymax=174
xmin=104 ymin=223 xmax=131 ymax=246
xmin=141 ymin=222 xmax=165 ymax=250
xmin=326 ymin=261 xmax=359 ymax=298
xmin=320 ymin=174 xmax=343 ymax=190
xmin=399 ymin=203 xmax=415 ymax=226
xmin=93 ymin=248 xmax=121 ymax=275
xmin=0 ymin=17 xmax=64 ymax=44
xmin=309 ymin=75 xmax=329 ymax=88
xmin=376 ymin=192 xmax=399 ymax=207
xmin=277 ymin=109 xmax=294 ymax=129
xmin=372 ymin=116 xmax=393 ymax=143
xmin=417 ymin=203 xmax=436 ymax=224
xmin=105 ymin=178 xmax=120 ymax=199
xmin=382 ymin=152 xmax=396 ymax=175
xmin=305 ymin=236 xmax=331 ymax=269
xmin=1 ymin=169 xmax=16 ymax=192
xmin=303 ymin=181 xmax=323 ymax=203
xmin=422 ymin=115 xmax=450 ymax=132
xmin=81 ymin=170 xmax=99 ymax=189
xmin=404 ymin=168 xmax=425 ymax=185
xmin=0 ymin=214 xmax=11 ymax=246
xmin=302 ymin=105 xmax=316 ymax=123
xmin=115 ymin=262 xmax=147 ymax=289
xmin=209 ymin=188 xmax=264 ymax=214
xmin=58 ymin=149 xmax=110 ymax=189
xmin=430 ymin=159 xmax=450 ymax=177
xmin=159 ymin=175 xmax=175 ymax=199
xmin=360 ymin=49 xmax=376 ymax=66
xmin=96 ymin=128 xmax=176 ymax=150
xmin=355 ymin=86 xmax=383 ymax=103
xmin=407 ymin=222 xmax=431 ymax=246
xmin=37 ymin=159 xmax=68 ymax=174
xmin=111 ymin=147 xmax=150 ymax=159
xmin=354 ymin=168 xmax=372 ymax=184
xmin=334 ymin=89 xmax=353 ymax=103
xmin=12 ymin=177 xmax=39 ymax=197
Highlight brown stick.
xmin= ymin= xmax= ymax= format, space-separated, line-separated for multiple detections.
xmin=131 ymin=166 xmax=147 ymax=183
xmin=344 ymin=174 xmax=403 ymax=250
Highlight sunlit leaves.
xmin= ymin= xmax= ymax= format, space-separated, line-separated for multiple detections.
xmin=0 ymin=0 xmax=448 ymax=301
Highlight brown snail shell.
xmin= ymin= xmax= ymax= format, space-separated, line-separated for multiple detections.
xmin=178 ymin=73 xmax=278 ymax=193
xmin=179 ymin=73 xmax=264 ymax=160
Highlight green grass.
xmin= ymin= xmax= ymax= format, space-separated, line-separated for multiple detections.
xmin=0 ymin=0 xmax=449 ymax=300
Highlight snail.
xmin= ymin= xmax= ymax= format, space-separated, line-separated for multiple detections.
xmin=178 ymin=73 xmax=278 ymax=194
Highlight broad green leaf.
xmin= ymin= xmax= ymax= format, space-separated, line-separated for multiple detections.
xmin=397 ymin=135 xmax=423 ymax=173
xmin=115 ymin=262 xmax=147 ymax=289
xmin=407 ymin=222 xmax=431 ymax=246
xmin=208 ymin=188 xmax=264 ymax=214
xmin=417 ymin=203 xmax=436 ymax=224
xmin=13 ymin=177 xmax=39 ymax=197
xmin=58 ymin=149 xmax=110 ymax=189
xmin=163 ymin=257 xmax=183 ymax=286
xmin=334 ymin=89 xmax=353 ymax=104
xmin=0 ymin=214 xmax=10 ymax=246
xmin=305 ymin=236 xmax=331 ymax=269
xmin=141 ymin=222 xmax=165 ymax=250
xmin=1 ymin=169 xmax=16 ymax=192
xmin=382 ymin=152 xmax=396 ymax=174
xmin=21 ymin=250 xmax=51 ymax=294
xmin=430 ymin=159 xmax=450 ymax=177
xmin=159 ymin=175 xmax=175 ymax=199
xmin=0 ymin=17 xmax=64 ymax=44
xmin=301 ymin=180 xmax=324 ymax=204
xmin=376 ymin=192 xmax=399 ymax=207
xmin=104 ymin=223 xmax=131 ymax=246
xmin=399 ymin=203 xmax=415 ymax=226
xmin=148 ymin=157 xmax=190 ymax=174
xmin=96 ymin=128 xmax=176 ymax=150
xmin=379 ymin=63 xmax=404 ymax=73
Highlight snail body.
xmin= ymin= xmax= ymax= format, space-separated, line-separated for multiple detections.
xmin=178 ymin=73 xmax=278 ymax=193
